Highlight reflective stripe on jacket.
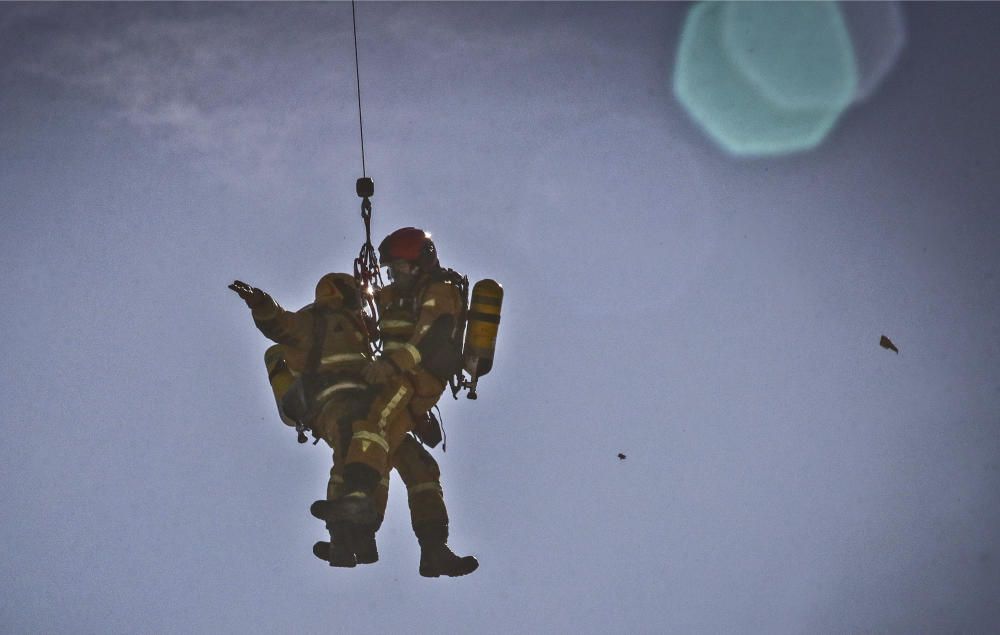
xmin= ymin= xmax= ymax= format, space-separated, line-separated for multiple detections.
xmin=252 ymin=299 xmax=372 ymax=378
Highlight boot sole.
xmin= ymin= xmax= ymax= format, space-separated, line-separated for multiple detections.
xmin=420 ymin=557 xmax=479 ymax=578
xmin=355 ymin=549 xmax=379 ymax=565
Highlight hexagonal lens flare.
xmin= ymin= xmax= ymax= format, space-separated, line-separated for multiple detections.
xmin=674 ymin=1 xmax=859 ymax=157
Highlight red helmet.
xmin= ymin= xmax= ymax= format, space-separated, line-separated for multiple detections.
xmin=378 ymin=227 xmax=438 ymax=270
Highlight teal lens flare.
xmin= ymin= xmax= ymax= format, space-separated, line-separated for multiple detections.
xmin=674 ymin=1 xmax=858 ymax=157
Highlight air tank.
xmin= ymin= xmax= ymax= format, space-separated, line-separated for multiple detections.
xmin=462 ymin=279 xmax=503 ymax=398
xmin=264 ymin=344 xmax=297 ymax=427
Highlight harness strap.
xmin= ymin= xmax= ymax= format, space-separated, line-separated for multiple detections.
xmin=294 ymin=308 xmax=329 ymax=443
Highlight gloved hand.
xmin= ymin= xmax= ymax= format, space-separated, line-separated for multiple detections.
xmin=229 ymin=280 xmax=270 ymax=309
xmin=363 ymin=359 xmax=397 ymax=385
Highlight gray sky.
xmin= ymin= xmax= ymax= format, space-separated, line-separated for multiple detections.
xmin=2 ymin=2 xmax=998 ymax=633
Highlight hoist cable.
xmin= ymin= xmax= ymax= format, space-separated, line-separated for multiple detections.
xmin=352 ymin=0 xmax=367 ymax=178
xmin=349 ymin=0 xmax=382 ymax=353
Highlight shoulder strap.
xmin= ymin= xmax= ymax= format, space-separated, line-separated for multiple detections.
xmin=332 ymin=307 xmax=369 ymax=338
xmin=305 ymin=307 xmax=329 ymax=376
xmin=420 ymin=268 xmax=469 ymax=311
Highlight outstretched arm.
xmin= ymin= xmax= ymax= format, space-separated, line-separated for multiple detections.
xmin=229 ymin=280 xmax=308 ymax=347
xmin=229 ymin=280 xmax=269 ymax=309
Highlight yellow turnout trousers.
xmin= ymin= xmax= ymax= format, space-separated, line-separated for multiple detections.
xmin=311 ymin=387 xmax=448 ymax=529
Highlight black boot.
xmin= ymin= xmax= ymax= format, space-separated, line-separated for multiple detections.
xmin=310 ymin=499 xmax=379 ymax=565
xmin=334 ymin=492 xmax=378 ymax=526
xmin=415 ymin=523 xmax=479 ymax=578
xmin=312 ymin=521 xmax=356 ymax=568
xmin=351 ymin=525 xmax=379 ymax=565
xmin=310 ymin=497 xmax=375 ymax=526
xmin=336 ymin=464 xmax=380 ymax=526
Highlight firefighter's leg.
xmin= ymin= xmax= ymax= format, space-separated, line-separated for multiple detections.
xmin=342 ymin=379 xmax=416 ymax=499
xmin=315 ymin=379 xmax=414 ymax=565
xmin=312 ymin=391 xmax=389 ymax=567
xmin=373 ymin=473 xmax=390 ymax=530
xmin=309 ymin=397 xmax=359 ymax=567
xmin=312 ymin=457 xmax=385 ymax=565
xmin=323 ymin=403 xmax=351 ymax=502
xmin=393 ymin=434 xmax=449 ymax=529
xmin=390 ymin=432 xmax=478 ymax=578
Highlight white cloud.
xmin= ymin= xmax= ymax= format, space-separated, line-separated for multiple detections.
xmin=6 ymin=3 xmax=657 ymax=197
xmin=8 ymin=4 xmax=356 ymax=191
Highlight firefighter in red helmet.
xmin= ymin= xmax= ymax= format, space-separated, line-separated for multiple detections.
xmin=341 ymin=227 xmax=478 ymax=577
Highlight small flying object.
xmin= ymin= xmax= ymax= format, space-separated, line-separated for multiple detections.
xmin=618 ymin=453 xmax=627 ymax=461
xmin=879 ymin=335 xmax=899 ymax=354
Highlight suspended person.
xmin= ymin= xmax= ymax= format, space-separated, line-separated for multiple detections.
xmin=230 ymin=273 xmax=377 ymax=565
xmin=333 ymin=226 xmax=479 ymax=577
xmin=230 ymin=273 xmax=475 ymax=576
